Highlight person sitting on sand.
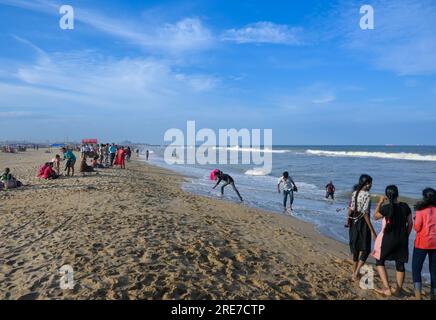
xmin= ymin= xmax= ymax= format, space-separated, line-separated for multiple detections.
xmin=347 ymin=174 xmax=377 ymax=282
xmin=61 ymin=147 xmax=76 ymax=176
xmin=325 ymin=181 xmax=336 ymax=200
xmin=277 ymin=171 xmax=298 ymax=213
xmin=372 ymin=185 xmax=413 ymax=297
xmin=1 ymin=168 xmax=23 ymax=189
xmin=212 ymin=170 xmax=243 ymax=202
xmin=38 ymin=162 xmax=49 ymax=178
xmin=92 ymin=155 xmax=99 ymax=168
xmin=41 ymin=163 xmax=58 ymax=180
xmin=412 ymin=188 xmax=436 ymax=300
xmin=51 ymin=154 xmax=62 ymax=175
xmin=80 ymin=156 xmax=96 ymax=174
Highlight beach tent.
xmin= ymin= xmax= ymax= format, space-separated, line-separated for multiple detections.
xmin=82 ymin=139 xmax=98 ymax=144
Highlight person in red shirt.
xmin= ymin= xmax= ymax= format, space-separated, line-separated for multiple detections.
xmin=42 ymin=162 xmax=58 ymax=180
xmin=38 ymin=162 xmax=49 ymax=177
xmin=412 ymin=188 xmax=436 ymax=300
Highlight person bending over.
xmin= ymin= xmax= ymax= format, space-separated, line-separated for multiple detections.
xmin=213 ymin=170 xmax=243 ymax=202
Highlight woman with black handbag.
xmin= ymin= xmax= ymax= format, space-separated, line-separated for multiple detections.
xmin=347 ymin=174 xmax=377 ymax=281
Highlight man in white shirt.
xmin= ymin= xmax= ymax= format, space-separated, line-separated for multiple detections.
xmin=277 ymin=171 xmax=297 ymax=212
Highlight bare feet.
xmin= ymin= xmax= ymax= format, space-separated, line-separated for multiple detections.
xmin=351 ymin=273 xmax=360 ymax=282
xmin=415 ymin=290 xmax=422 ymax=300
xmin=391 ymin=287 xmax=402 ymax=297
xmin=374 ymin=287 xmax=392 ymax=297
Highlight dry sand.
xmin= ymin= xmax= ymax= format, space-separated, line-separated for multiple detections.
xmin=0 ymin=149 xmax=422 ymax=300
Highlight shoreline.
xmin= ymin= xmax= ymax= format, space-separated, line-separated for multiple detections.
xmin=0 ymin=149 xmax=422 ymax=299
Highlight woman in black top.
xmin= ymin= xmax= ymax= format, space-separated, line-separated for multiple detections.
xmin=372 ymin=185 xmax=413 ymax=296
xmin=213 ymin=170 xmax=243 ymax=202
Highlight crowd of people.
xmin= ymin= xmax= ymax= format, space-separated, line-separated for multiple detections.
xmin=34 ymin=143 xmax=134 ymax=179
xmin=2 ymin=143 xmax=140 ymax=188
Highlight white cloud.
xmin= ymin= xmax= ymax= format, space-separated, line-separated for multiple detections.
xmin=221 ymin=22 xmax=302 ymax=45
xmin=0 ymin=0 xmax=214 ymax=54
xmin=0 ymin=38 xmax=221 ymax=118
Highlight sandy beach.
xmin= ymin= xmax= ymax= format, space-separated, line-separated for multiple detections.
xmin=0 ymin=149 xmax=422 ymax=300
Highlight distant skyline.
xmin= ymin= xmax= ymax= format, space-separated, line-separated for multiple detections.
xmin=0 ymin=0 xmax=435 ymax=145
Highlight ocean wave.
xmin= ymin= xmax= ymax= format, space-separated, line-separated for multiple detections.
xmin=213 ymin=146 xmax=289 ymax=153
xmin=306 ymin=149 xmax=436 ymax=162
xmin=244 ymin=168 xmax=271 ymax=176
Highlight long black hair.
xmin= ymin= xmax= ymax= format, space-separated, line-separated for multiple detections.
xmin=415 ymin=188 xmax=436 ymax=211
xmin=353 ymin=174 xmax=373 ymax=214
xmin=384 ymin=185 xmax=399 ymax=233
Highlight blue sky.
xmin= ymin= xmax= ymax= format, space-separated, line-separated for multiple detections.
xmin=0 ymin=0 xmax=435 ymax=144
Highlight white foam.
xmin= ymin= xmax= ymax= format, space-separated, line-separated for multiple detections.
xmin=213 ymin=146 xmax=289 ymax=154
xmin=244 ymin=168 xmax=270 ymax=176
xmin=306 ymin=149 xmax=436 ymax=162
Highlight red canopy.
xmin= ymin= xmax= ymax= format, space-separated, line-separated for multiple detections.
xmin=82 ymin=139 xmax=98 ymax=144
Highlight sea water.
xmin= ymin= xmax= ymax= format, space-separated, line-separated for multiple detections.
xmin=143 ymin=145 xmax=436 ymax=277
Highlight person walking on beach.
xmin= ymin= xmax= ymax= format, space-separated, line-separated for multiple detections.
xmin=146 ymin=149 xmax=149 ymax=161
xmin=372 ymin=185 xmax=413 ymax=296
xmin=347 ymin=174 xmax=377 ymax=281
xmin=412 ymin=188 xmax=436 ymax=300
xmin=325 ymin=181 xmax=336 ymax=200
xmin=212 ymin=170 xmax=243 ymax=202
xmin=61 ymin=147 xmax=76 ymax=176
xmin=126 ymin=146 xmax=132 ymax=162
xmin=277 ymin=171 xmax=298 ymax=213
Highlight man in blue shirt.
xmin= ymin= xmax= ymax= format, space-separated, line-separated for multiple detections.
xmin=61 ymin=147 xmax=76 ymax=176
xmin=109 ymin=144 xmax=117 ymax=166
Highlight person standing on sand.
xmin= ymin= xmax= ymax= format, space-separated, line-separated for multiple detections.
xmin=114 ymin=147 xmax=126 ymax=169
xmin=412 ymin=188 xmax=436 ymax=300
xmin=347 ymin=174 xmax=377 ymax=281
xmin=212 ymin=170 xmax=243 ymax=202
xmin=372 ymin=185 xmax=413 ymax=297
xmin=51 ymin=154 xmax=61 ymax=175
xmin=277 ymin=171 xmax=298 ymax=213
xmin=109 ymin=143 xmax=117 ymax=166
xmin=61 ymin=147 xmax=76 ymax=176
xmin=146 ymin=149 xmax=149 ymax=161
xmin=325 ymin=181 xmax=336 ymax=200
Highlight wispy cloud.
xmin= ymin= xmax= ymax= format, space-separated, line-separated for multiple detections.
xmin=278 ymin=84 xmax=337 ymax=110
xmin=0 ymin=37 xmax=222 ymax=119
xmin=0 ymin=0 xmax=214 ymax=54
xmin=221 ymin=22 xmax=302 ymax=45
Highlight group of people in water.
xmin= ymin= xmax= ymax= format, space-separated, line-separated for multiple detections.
xmin=346 ymin=174 xmax=435 ymax=299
